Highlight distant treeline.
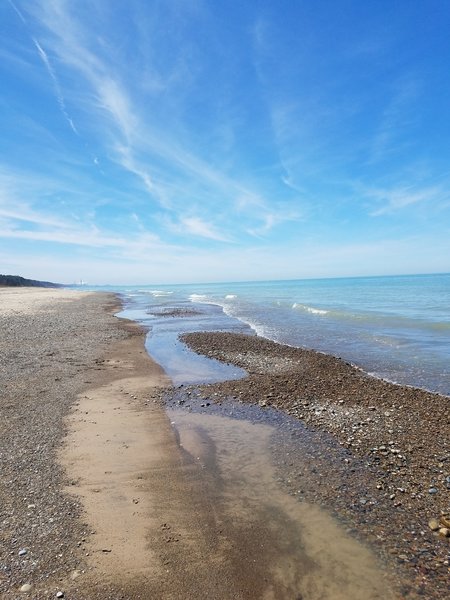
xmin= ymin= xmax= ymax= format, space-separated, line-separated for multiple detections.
xmin=0 ymin=274 xmax=61 ymax=288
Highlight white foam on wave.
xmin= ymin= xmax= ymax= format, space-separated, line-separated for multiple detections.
xmin=189 ymin=293 xmax=208 ymax=301
xmin=150 ymin=290 xmax=174 ymax=297
xmin=292 ymin=302 xmax=328 ymax=316
xmin=225 ymin=294 xmax=237 ymax=299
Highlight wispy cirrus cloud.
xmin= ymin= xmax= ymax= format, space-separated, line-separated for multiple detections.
xmin=247 ymin=204 xmax=302 ymax=238
xmin=178 ymin=216 xmax=231 ymax=242
xmin=32 ymin=38 xmax=78 ymax=134
xmin=0 ymin=223 xmax=161 ymax=251
xmin=363 ymin=184 xmax=446 ymax=216
xmin=0 ymin=167 xmax=153 ymax=252
xmin=8 ymin=0 xmax=79 ymax=135
xmin=7 ymin=0 xmax=26 ymax=24
xmin=368 ymin=76 xmax=420 ymax=164
xmin=17 ymin=0 xmax=299 ymax=243
xmin=164 ymin=215 xmax=231 ymax=243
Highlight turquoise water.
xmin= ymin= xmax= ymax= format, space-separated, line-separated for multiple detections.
xmin=89 ymin=273 xmax=450 ymax=396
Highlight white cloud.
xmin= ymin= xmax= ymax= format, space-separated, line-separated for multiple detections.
xmin=32 ymin=37 xmax=78 ymax=134
xmin=96 ymin=77 xmax=136 ymax=141
xmin=364 ymin=185 xmax=445 ymax=216
xmin=168 ymin=216 xmax=231 ymax=242
xmin=247 ymin=204 xmax=302 ymax=237
xmin=7 ymin=0 xmax=26 ymax=24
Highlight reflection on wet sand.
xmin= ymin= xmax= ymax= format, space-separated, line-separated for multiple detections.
xmin=168 ymin=407 xmax=396 ymax=600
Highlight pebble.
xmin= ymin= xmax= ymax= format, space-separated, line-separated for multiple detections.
xmin=56 ymin=592 xmax=64 ymax=599
xmin=18 ymin=549 xmax=27 ymax=556
xmin=438 ymin=528 xmax=450 ymax=538
xmin=428 ymin=519 xmax=440 ymax=531
xmin=20 ymin=583 xmax=32 ymax=593
xmin=440 ymin=515 xmax=450 ymax=528
xmin=428 ymin=487 xmax=438 ymax=494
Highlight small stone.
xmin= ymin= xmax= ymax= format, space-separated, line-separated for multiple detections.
xmin=20 ymin=584 xmax=32 ymax=593
xmin=438 ymin=528 xmax=450 ymax=538
xmin=56 ymin=593 xmax=64 ymax=599
xmin=18 ymin=549 xmax=27 ymax=557
xmin=428 ymin=487 xmax=438 ymax=495
xmin=428 ymin=519 xmax=440 ymax=531
xmin=440 ymin=515 xmax=450 ymax=528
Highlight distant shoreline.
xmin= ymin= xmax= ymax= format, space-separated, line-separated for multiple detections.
xmin=0 ymin=273 xmax=61 ymax=288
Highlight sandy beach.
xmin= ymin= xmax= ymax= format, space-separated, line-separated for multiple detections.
xmin=0 ymin=288 xmax=173 ymax=598
xmin=0 ymin=289 xmax=448 ymax=598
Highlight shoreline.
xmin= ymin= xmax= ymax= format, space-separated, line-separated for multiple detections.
xmin=221 ymin=312 xmax=450 ymax=399
xmin=1 ymin=288 xmax=448 ymax=598
xmin=179 ymin=331 xmax=450 ymax=599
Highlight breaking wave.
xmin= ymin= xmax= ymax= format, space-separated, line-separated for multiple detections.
xmin=292 ymin=303 xmax=329 ymax=316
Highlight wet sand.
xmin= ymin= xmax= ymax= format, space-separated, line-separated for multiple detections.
xmin=0 ymin=289 xmax=443 ymax=598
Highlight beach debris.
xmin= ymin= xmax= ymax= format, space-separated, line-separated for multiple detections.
xmin=20 ymin=583 xmax=32 ymax=593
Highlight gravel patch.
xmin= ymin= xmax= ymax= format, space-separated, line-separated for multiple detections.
xmin=182 ymin=331 xmax=450 ymax=599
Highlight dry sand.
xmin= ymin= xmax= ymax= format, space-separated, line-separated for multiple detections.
xmin=0 ymin=288 xmax=429 ymax=599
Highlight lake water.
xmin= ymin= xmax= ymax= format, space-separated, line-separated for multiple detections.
xmin=94 ymin=273 xmax=449 ymax=395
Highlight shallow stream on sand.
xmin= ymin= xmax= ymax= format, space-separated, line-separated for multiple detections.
xmin=165 ymin=392 xmax=396 ymax=600
xmin=120 ymin=300 xmax=399 ymax=598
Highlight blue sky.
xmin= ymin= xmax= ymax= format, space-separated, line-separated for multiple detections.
xmin=1 ymin=0 xmax=450 ymax=284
